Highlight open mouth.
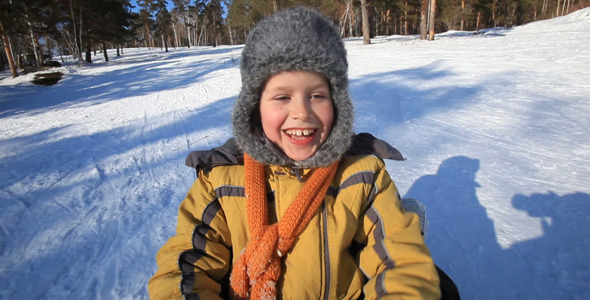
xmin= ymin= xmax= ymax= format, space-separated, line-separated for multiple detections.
xmin=284 ymin=129 xmax=316 ymax=140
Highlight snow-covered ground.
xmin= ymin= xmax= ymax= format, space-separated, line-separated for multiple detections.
xmin=1 ymin=8 xmax=589 ymax=299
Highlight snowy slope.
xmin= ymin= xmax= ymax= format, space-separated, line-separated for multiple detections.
xmin=1 ymin=8 xmax=589 ymax=299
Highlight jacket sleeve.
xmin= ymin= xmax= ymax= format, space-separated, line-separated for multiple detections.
xmin=356 ymin=160 xmax=441 ymax=299
xmin=148 ymin=171 xmax=232 ymax=300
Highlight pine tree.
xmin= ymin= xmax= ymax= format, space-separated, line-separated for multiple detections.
xmin=91 ymin=0 xmax=134 ymax=62
xmin=137 ymin=0 xmax=155 ymax=48
xmin=152 ymin=0 xmax=172 ymax=51
xmin=171 ymin=0 xmax=191 ymax=47
xmin=1 ymin=0 xmax=23 ymax=76
xmin=205 ymin=0 xmax=224 ymax=46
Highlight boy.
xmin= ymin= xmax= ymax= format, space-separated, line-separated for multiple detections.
xmin=149 ymin=7 xmax=441 ymax=299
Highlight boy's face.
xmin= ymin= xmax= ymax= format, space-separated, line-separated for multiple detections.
xmin=259 ymin=71 xmax=334 ymax=162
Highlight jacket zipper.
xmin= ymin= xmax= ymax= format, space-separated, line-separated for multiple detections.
xmin=322 ymin=202 xmax=331 ymax=300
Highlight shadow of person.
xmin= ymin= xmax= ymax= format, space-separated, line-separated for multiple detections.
xmin=403 ymin=156 xmax=590 ymax=299
xmin=508 ymin=191 xmax=590 ymax=298
xmin=404 ymin=156 xmax=517 ymax=298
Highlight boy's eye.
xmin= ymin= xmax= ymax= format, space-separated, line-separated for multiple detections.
xmin=274 ymin=95 xmax=290 ymax=101
xmin=311 ymin=94 xmax=327 ymax=100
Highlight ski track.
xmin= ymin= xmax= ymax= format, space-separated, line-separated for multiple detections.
xmin=1 ymin=9 xmax=590 ymax=299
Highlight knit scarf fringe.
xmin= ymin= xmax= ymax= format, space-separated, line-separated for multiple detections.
xmin=230 ymin=153 xmax=339 ymax=299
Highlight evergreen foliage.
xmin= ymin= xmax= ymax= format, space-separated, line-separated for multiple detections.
xmin=1 ymin=0 xmax=587 ymax=74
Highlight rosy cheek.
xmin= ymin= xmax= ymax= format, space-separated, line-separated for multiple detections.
xmin=260 ymin=110 xmax=284 ymax=142
xmin=319 ymin=105 xmax=334 ymax=131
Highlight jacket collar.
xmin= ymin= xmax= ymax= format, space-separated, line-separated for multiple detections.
xmin=185 ymin=133 xmax=404 ymax=175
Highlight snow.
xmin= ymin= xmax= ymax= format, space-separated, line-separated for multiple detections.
xmin=1 ymin=8 xmax=589 ymax=299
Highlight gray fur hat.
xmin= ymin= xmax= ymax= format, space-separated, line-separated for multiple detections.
xmin=232 ymin=7 xmax=354 ymax=168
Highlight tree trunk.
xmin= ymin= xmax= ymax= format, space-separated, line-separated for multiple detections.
xmin=420 ymin=0 xmax=428 ymax=39
xmin=69 ymin=0 xmax=82 ymax=62
xmin=349 ymin=0 xmax=354 ymax=37
xmin=361 ymin=0 xmax=371 ymax=44
xmin=492 ymin=0 xmax=497 ymax=27
xmin=503 ymin=0 xmax=511 ymax=27
xmin=23 ymin=4 xmax=43 ymax=65
xmin=272 ymin=0 xmax=279 ymax=13
xmin=145 ymin=23 xmax=151 ymax=48
xmin=85 ymin=43 xmax=92 ymax=63
xmin=428 ymin=0 xmax=437 ymax=40
xmin=45 ymin=35 xmax=53 ymax=60
xmin=165 ymin=32 xmax=169 ymax=52
xmin=0 ymin=18 xmax=18 ymax=77
xmin=173 ymin=23 xmax=179 ymax=48
xmin=200 ymin=25 xmax=206 ymax=46
xmin=461 ymin=0 xmax=466 ymax=31
xmin=228 ymin=20 xmax=234 ymax=45
xmin=26 ymin=21 xmax=43 ymax=65
xmin=102 ymin=41 xmax=109 ymax=62
xmin=542 ymin=0 xmax=548 ymax=14
xmin=385 ymin=9 xmax=391 ymax=35
xmin=78 ymin=6 xmax=84 ymax=63
xmin=162 ymin=34 xmax=168 ymax=52
xmin=404 ymin=1 xmax=409 ymax=35
xmin=186 ymin=12 xmax=191 ymax=48
xmin=187 ymin=26 xmax=192 ymax=47
xmin=340 ymin=0 xmax=351 ymax=37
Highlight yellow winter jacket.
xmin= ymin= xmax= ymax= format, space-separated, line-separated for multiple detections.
xmin=149 ymin=149 xmax=440 ymax=299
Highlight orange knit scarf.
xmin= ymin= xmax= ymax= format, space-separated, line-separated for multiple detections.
xmin=230 ymin=153 xmax=339 ymax=299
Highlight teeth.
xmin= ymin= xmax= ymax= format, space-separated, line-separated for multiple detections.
xmin=286 ymin=129 xmax=315 ymax=136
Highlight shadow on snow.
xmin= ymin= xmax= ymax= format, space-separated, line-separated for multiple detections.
xmin=404 ymin=156 xmax=590 ymax=299
xmin=350 ymin=60 xmax=494 ymax=133
xmin=0 ymin=46 xmax=242 ymax=119
xmin=0 ymin=94 xmax=234 ymax=299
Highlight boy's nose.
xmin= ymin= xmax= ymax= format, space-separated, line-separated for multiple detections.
xmin=290 ymin=97 xmax=312 ymax=119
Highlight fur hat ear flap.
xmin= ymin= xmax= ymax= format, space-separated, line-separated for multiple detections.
xmin=232 ymin=7 xmax=354 ymax=168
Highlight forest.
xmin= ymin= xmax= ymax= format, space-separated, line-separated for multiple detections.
xmin=1 ymin=0 xmax=587 ymax=78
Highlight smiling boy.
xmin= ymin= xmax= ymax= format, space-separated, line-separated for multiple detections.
xmin=149 ymin=7 xmax=441 ymax=299
xmin=260 ymin=71 xmax=334 ymax=161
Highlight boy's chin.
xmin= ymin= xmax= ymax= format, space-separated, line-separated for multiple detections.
xmin=284 ymin=148 xmax=318 ymax=162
